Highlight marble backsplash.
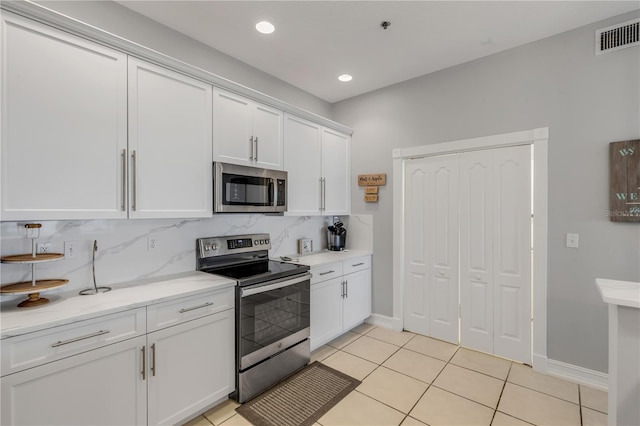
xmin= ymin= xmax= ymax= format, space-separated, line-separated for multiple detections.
xmin=0 ymin=214 xmax=372 ymax=300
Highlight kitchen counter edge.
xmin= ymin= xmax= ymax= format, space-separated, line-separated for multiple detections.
xmin=0 ymin=271 xmax=236 ymax=339
xmin=281 ymin=250 xmax=373 ymax=267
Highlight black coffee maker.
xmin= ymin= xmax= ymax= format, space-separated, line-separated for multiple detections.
xmin=327 ymin=217 xmax=346 ymax=251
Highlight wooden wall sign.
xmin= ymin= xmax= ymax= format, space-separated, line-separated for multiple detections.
xmin=609 ymin=139 xmax=640 ymax=222
xmin=358 ymin=174 xmax=386 ymax=186
xmin=364 ymin=186 xmax=378 ymax=194
xmin=364 ymin=194 xmax=378 ymax=202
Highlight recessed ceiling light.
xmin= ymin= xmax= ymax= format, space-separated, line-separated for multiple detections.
xmin=338 ymin=74 xmax=353 ymax=82
xmin=255 ymin=21 xmax=275 ymax=34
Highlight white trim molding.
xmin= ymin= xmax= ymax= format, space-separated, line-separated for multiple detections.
xmin=365 ymin=314 xmax=394 ymax=330
xmin=547 ymin=359 xmax=609 ymax=391
xmin=392 ymin=127 xmax=549 ymax=370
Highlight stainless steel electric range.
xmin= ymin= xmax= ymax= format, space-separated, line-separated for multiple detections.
xmin=196 ymin=233 xmax=311 ymax=403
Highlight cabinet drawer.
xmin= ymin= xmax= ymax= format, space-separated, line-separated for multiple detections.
xmin=310 ymin=262 xmax=342 ymax=285
xmin=146 ymin=287 xmax=234 ymax=333
xmin=1 ymin=308 xmax=146 ymax=376
xmin=343 ymin=256 xmax=371 ymax=275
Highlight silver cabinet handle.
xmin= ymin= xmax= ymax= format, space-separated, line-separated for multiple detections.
xmin=179 ymin=302 xmax=214 ymax=313
xmin=249 ymin=136 xmax=254 ymax=160
xmin=352 ymin=262 xmax=365 ymax=267
xmin=319 ymin=178 xmax=327 ymax=211
xmin=131 ymin=150 xmax=137 ymax=211
xmin=141 ymin=345 xmax=146 ymax=380
xmin=51 ymin=329 xmax=110 ymax=347
xmin=254 ymin=136 xmax=258 ymax=161
xmin=151 ymin=343 xmax=156 ymax=377
xmin=319 ymin=270 xmax=335 ymax=276
xmin=341 ymin=280 xmax=346 ymax=298
xmin=345 ymin=280 xmax=348 ymax=298
xmin=121 ymin=149 xmax=126 ymax=211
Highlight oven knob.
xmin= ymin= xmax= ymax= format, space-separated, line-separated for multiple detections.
xmin=211 ymin=244 xmax=218 ymax=250
xmin=265 ymin=239 xmax=270 ymax=244
xmin=254 ymin=240 xmax=259 ymax=245
xmin=204 ymin=244 xmax=211 ymax=251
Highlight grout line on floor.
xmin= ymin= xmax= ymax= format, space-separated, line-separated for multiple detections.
xmin=490 ymin=360 xmax=512 ymax=425
xmin=508 ymin=381 xmax=581 ymax=406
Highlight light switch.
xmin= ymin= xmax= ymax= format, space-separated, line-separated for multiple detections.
xmin=566 ymin=233 xmax=579 ymax=248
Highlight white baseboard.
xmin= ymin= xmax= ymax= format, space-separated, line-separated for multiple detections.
xmin=366 ymin=313 xmax=394 ymax=329
xmin=546 ymin=359 xmax=608 ymax=391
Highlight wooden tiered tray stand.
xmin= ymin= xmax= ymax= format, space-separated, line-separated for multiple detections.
xmin=1 ymin=224 xmax=68 ymax=307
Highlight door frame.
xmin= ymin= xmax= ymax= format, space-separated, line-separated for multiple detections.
xmin=392 ymin=127 xmax=548 ymax=372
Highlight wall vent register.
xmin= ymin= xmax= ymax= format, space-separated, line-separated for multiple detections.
xmin=596 ymin=18 xmax=639 ymax=55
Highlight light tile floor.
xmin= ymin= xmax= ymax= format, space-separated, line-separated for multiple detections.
xmin=184 ymin=324 xmax=608 ymax=426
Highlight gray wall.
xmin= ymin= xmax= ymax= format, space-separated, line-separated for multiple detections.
xmin=333 ymin=11 xmax=640 ymax=373
xmin=34 ymin=1 xmax=332 ymax=118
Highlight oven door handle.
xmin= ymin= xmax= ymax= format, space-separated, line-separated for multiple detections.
xmin=240 ymin=273 xmax=311 ymax=297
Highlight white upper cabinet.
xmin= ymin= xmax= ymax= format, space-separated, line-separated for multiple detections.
xmin=321 ymin=127 xmax=350 ymax=216
xmin=213 ymin=88 xmax=283 ymax=170
xmin=284 ymin=114 xmax=351 ymax=216
xmin=128 ymin=58 xmax=213 ymax=219
xmin=1 ymin=13 xmax=128 ymax=220
xmin=284 ymin=114 xmax=323 ymax=215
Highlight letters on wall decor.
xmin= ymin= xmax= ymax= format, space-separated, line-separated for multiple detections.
xmin=609 ymin=139 xmax=640 ymax=222
xmin=358 ymin=174 xmax=386 ymax=203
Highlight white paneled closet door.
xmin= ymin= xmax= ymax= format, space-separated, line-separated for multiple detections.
xmin=492 ymin=146 xmax=532 ymax=363
xmin=459 ymin=150 xmax=494 ymax=354
xmin=403 ymin=155 xmax=460 ymax=344
xmin=459 ymin=145 xmax=531 ymax=364
xmin=404 ymin=145 xmax=531 ymax=362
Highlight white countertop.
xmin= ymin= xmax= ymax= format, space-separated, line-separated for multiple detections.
xmin=280 ymin=249 xmax=372 ymax=267
xmin=595 ymin=278 xmax=640 ymax=309
xmin=0 ymin=271 xmax=235 ymax=339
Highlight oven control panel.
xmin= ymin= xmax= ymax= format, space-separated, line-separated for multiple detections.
xmin=197 ymin=234 xmax=271 ymax=258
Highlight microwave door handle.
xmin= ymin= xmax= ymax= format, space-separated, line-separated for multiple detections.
xmin=240 ymin=273 xmax=311 ymax=297
xmin=269 ymin=179 xmax=275 ymax=206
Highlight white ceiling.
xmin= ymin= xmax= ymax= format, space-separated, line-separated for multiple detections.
xmin=117 ymin=1 xmax=639 ymax=103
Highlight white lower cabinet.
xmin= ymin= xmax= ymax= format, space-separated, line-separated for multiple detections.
xmin=0 ymin=287 xmax=235 ymax=426
xmin=342 ymin=269 xmax=372 ymax=331
xmin=1 ymin=336 xmax=147 ymax=426
xmin=310 ymin=277 xmax=343 ymax=350
xmin=310 ymin=256 xmax=372 ymax=350
xmin=147 ymin=310 xmax=234 ymax=425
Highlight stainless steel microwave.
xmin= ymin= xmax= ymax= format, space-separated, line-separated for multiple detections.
xmin=213 ymin=162 xmax=287 ymax=213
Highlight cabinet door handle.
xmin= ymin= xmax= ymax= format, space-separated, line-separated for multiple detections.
xmin=121 ymin=149 xmax=126 ymax=211
xmin=51 ymin=329 xmax=110 ymax=347
xmin=179 ymin=302 xmax=214 ymax=313
xmin=249 ymin=136 xmax=254 ymax=160
xmin=131 ymin=150 xmax=137 ymax=211
xmin=141 ymin=345 xmax=146 ymax=381
xmin=319 ymin=270 xmax=335 ymax=276
xmin=352 ymin=262 xmax=365 ymax=267
xmin=341 ymin=280 xmax=346 ymax=298
xmin=321 ymin=178 xmax=326 ymax=211
xmin=254 ymin=136 xmax=258 ymax=161
xmin=151 ymin=343 xmax=156 ymax=377
xmin=345 ymin=280 xmax=348 ymax=298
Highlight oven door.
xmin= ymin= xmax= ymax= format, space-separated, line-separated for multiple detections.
xmin=238 ymin=273 xmax=311 ymax=370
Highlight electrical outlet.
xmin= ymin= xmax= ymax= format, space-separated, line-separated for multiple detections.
xmin=147 ymin=236 xmax=158 ymax=252
xmin=36 ymin=243 xmax=51 ymax=254
xmin=65 ymin=241 xmax=80 ymax=258
xmin=566 ymin=233 xmax=579 ymax=248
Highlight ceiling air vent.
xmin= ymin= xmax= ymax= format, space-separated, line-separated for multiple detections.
xmin=596 ymin=18 xmax=639 ymax=55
